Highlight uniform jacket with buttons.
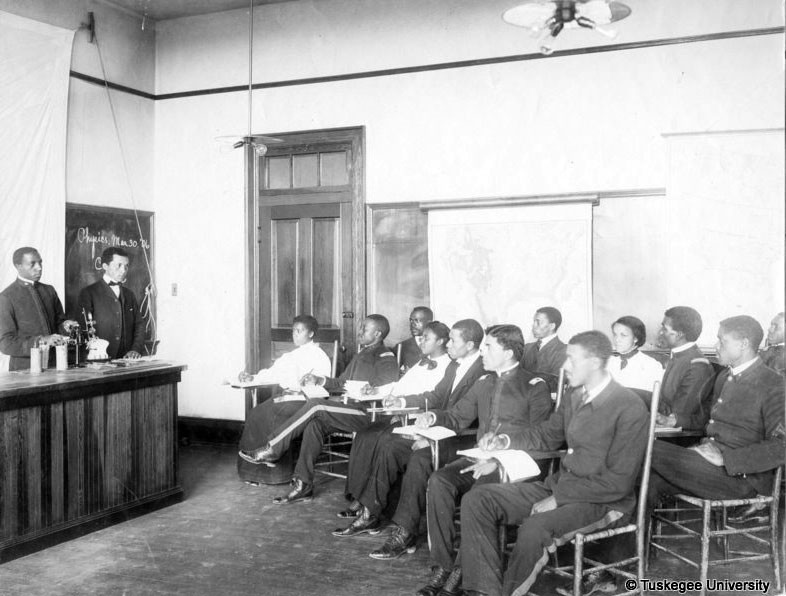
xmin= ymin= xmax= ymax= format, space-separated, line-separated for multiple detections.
xmin=507 ymin=379 xmax=649 ymax=515
xmin=660 ymin=344 xmax=715 ymax=430
xmin=705 ymin=358 xmax=785 ymax=495
xmin=0 ymin=279 xmax=67 ymax=370
xmin=77 ymin=280 xmax=146 ymax=359
xmin=324 ymin=341 xmax=399 ymax=390
xmin=401 ymin=354 xmax=486 ymax=411
xmin=395 ymin=336 xmax=423 ymax=371
xmin=432 ymin=364 xmax=552 ymax=443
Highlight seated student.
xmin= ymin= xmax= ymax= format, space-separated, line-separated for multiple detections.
xmin=396 ymin=306 xmax=434 ymax=373
xmin=647 ymin=315 xmax=785 ymax=516
xmin=366 ymin=320 xmax=450 ymax=399
xmin=655 ymin=306 xmax=715 ymax=430
xmin=238 ymin=314 xmax=399 ymax=504
xmin=236 ymin=315 xmax=332 ymax=483
xmin=760 ymin=311 xmax=785 ymax=376
xmin=607 ymin=315 xmax=664 ymax=392
xmin=334 ymin=319 xmax=485 ymax=537
xmin=454 ymin=331 xmax=649 ymax=596
xmin=414 ymin=325 xmax=553 ymax=596
xmin=520 ymin=306 xmax=567 ymax=391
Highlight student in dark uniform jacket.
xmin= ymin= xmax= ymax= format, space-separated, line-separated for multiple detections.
xmin=395 ymin=306 xmax=433 ymax=372
xmin=333 ymin=319 xmax=486 ymax=541
xmin=455 ymin=331 xmax=649 ymax=596
xmin=0 ymin=247 xmax=75 ymax=370
xmin=414 ymin=325 xmax=553 ymax=596
xmin=655 ymin=306 xmax=715 ymax=430
xmin=77 ymin=247 xmax=146 ymax=359
xmin=520 ymin=306 xmax=567 ymax=392
xmin=760 ymin=312 xmax=785 ymax=376
xmin=648 ymin=315 xmax=785 ymax=511
xmin=239 ymin=315 xmax=399 ymax=504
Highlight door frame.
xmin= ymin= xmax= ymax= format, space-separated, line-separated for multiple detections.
xmin=244 ymin=126 xmax=365 ymax=375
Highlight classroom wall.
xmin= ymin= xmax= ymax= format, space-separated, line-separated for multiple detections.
xmin=152 ymin=0 xmax=784 ymax=419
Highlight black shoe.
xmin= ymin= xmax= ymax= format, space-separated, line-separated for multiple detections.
xmin=238 ymin=443 xmax=277 ymax=465
xmin=272 ymin=477 xmax=313 ymax=505
xmin=556 ymin=569 xmax=618 ymax=596
xmin=337 ymin=499 xmax=363 ymax=518
xmin=332 ymin=506 xmax=382 ymax=537
xmin=728 ymin=501 xmax=769 ymax=524
xmin=369 ymin=524 xmax=416 ymax=559
xmin=416 ymin=566 xmax=453 ymax=596
xmin=437 ymin=567 xmax=462 ymax=596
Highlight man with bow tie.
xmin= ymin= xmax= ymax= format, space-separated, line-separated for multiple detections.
xmin=0 ymin=246 xmax=77 ymax=370
xmin=77 ymin=247 xmax=146 ymax=360
xmin=455 ymin=330 xmax=649 ymax=596
xmin=647 ymin=315 xmax=785 ymax=512
xmin=655 ymin=305 xmax=715 ymax=430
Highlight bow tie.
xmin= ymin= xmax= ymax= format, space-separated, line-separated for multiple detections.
xmin=613 ymin=348 xmax=638 ymax=370
xmin=107 ymin=281 xmax=121 ymax=286
xmin=418 ymin=357 xmax=437 ymax=370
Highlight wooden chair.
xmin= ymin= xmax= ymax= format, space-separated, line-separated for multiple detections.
xmin=523 ymin=381 xmax=661 ymax=596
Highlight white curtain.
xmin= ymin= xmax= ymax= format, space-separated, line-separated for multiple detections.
xmin=0 ymin=11 xmax=75 ymax=371
xmin=427 ymin=202 xmax=593 ymax=342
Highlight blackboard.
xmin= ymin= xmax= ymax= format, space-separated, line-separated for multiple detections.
xmin=64 ymin=204 xmax=156 ymax=347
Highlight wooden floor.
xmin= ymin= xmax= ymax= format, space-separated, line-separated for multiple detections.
xmin=0 ymin=444 xmax=781 ymax=595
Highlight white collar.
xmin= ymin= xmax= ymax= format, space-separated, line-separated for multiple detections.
xmin=671 ymin=341 xmax=695 ymax=355
xmin=730 ymin=356 xmax=759 ymax=376
xmin=494 ymin=361 xmax=519 ymax=376
xmin=538 ymin=333 xmax=557 ymax=347
xmin=103 ymin=273 xmax=121 ymax=286
xmin=17 ymin=276 xmax=35 ymax=285
xmin=456 ymin=350 xmax=481 ymax=366
xmin=584 ymin=374 xmax=613 ymax=404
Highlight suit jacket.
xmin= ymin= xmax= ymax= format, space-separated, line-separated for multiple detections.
xmin=324 ymin=342 xmax=399 ymax=390
xmin=521 ymin=337 xmax=567 ymax=390
xmin=77 ymin=280 xmax=146 ymax=359
xmin=760 ymin=344 xmax=785 ymax=377
xmin=660 ymin=344 xmax=716 ymax=429
xmin=433 ymin=364 xmax=553 ymax=443
xmin=507 ymin=379 xmax=649 ymax=515
xmin=401 ymin=353 xmax=486 ymax=410
xmin=0 ymin=279 xmax=66 ymax=370
xmin=395 ymin=336 xmax=423 ymax=371
xmin=705 ymin=358 xmax=785 ymax=495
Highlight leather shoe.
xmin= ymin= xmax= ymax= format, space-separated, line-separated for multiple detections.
xmin=437 ymin=567 xmax=462 ymax=596
xmin=369 ymin=524 xmax=416 ymax=559
xmin=332 ymin=506 xmax=382 ymax=537
xmin=416 ymin=565 xmax=452 ymax=596
xmin=337 ymin=499 xmax=363 ymax=518
xmin=272 ymin=477 xmax=313 ymax=505
xmin=238 ymin=443 xmax=277 ymax=465
xmin=556 ymin=569 xmax=617 ymax=596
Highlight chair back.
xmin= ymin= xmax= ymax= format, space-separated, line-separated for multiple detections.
xmin=635 ymin=381 xmax=661 ymax=541
xmin=554 ymin=367 xmax=566 ymax=411
xmin=319 ymin=340 xmax=339 ymax=377
xmin=396 ymin=343 xmax=403 ymax=366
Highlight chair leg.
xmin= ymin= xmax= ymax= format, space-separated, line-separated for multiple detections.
xmin=573 ymin=534 xmax=584 ymax=596
xmin=700 ymin=502 xmax=710 ymax=596
xmin=771 ymin=501 xmax=782 ymax=592
xmin=720 ymin=507 xmax=729 ymax=561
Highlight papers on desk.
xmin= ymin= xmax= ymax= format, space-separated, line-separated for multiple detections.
xmin=367 ymin=406 xmax=420 ymax=414
xmin=343 ymin=380 xmax=368 ymax=399
xmin=655 ymin=426 xmax=683 ymax=433
xmin=230 ymin=380 xmax=279 ymax=389
xmin=457 ymin=448 xmax=540 ymax=482
xmin=393 ymin=425 xmax=456 ymax=441
xmin=301 ymin=384 xmax=329 ymax=398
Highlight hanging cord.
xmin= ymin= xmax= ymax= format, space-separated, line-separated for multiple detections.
xmin=248 ymin=0 xmax=254 ymax=138
xmin=93 ymin=32 xmax=158 ymax=344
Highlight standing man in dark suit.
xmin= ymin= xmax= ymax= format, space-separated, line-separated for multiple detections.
xmin=520 ymin=306 xmax=567 ymax=391
xmin=77 ymin=247 xmax=145 ymax=359
xmin=396 ymin=306 xmax=433 ymax=372
xmin=760 ymin=311 xmax=784 ymax=376
xmin=334 ymin=319 xmax=486 ymax=540
xmin=656 ymin=306 xmax=715 ymax=430
xmin=457 ymin=331 xmax=649 ymax=596
xmin=0 ymin=247 xmax=76 ymax=370
xmin=648 ymin=315 xmax=785 ymax=515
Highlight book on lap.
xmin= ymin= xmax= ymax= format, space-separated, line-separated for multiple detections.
xmin=457 ymin=448 xmax=540 ymax=482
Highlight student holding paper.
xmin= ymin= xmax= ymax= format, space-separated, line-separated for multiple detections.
xmin=456 ymin=331 xmax=648 ymax=596
xmin=334 ymin=319 xmax=482 ymax=537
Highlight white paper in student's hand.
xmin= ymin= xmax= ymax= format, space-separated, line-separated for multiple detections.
xmin=457 ymin=448 xmax=540 ymax=482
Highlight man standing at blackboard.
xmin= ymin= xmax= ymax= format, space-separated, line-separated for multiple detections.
xmin=0 ymin=247 xmax=76 ymax=370
xmin=78 ymin=247 xmax=145 ymax=360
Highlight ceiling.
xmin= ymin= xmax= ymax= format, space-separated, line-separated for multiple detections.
xmin=100 ymin=0 xmax=296 ymax=21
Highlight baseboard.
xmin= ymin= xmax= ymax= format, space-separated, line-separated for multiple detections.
xmin=178 ymin=416 xmax=243 ymax=446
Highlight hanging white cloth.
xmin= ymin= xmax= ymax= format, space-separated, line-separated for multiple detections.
xmin=0 ymin=11 xmax=75 ymax=372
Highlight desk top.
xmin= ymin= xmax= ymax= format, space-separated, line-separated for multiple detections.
xmin=0 ymin=360 xmax=187 ymax=401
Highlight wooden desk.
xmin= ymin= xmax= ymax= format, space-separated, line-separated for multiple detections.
xmin=0 ymin=361 xmax=186 ymax=562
